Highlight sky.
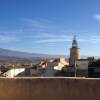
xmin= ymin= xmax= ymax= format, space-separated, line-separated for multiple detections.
xmin=0 ymin=0 xmax=100 ymax=56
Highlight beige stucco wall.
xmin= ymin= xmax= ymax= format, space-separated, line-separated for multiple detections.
xmin=0 ymin=77 xmax=100 ymax=100
xmin=76 ymin=61 xmax=89 ymax=70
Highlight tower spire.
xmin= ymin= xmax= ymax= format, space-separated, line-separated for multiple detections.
xmin=72 ymin=35 xmax=78 ymax=48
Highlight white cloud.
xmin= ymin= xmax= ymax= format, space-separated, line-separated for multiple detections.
xmin=27 ymin=33 xmax=55 ymax=38
xmin=90 ymin=37 xmax=100 ymax=44
xmin=0 ymin=30 xmax=23 ymax=35
xmin=94 ymin=14 xmax=100 ymax=21
xmin=28 ymin=32 xmax=73 ymax=43
xmin=0 ymin=35 xmax=18 ymax=43
xmin=23 ymin=18 xmax=50 ymax=29
xmin=33 ymin=33 xmax=100 ymax=44
xmin=27 ymin=33 xmax=72 ymax=39
xmin=35 ymin=38 xmax=89 ymax=43
xmin=35 ymin=38 xmax=72 ymax=43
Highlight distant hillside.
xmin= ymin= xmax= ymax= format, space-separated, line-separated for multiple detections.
xmin=0 ymin=48 xmax=63 ymax=58
xmin=0 ymin=48 xmax=49 ymax=58
xmin=0 ymin=55 xmax=33 ymax=64
xmin=0 ymin=48 xmax=65 ymax=63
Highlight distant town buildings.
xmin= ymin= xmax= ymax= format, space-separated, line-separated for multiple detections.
xmin=2 ymin=67 xmax=25 ymax=78
xmin=88 ymin=59 xmax=100 ymax=78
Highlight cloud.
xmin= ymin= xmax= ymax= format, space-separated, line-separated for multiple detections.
xmin=90 ymin=36 xmax=100 ymax=44
xmin=33 ymin=33 xmax=88 ymax=43
xmin=27 ymin=33 xmax=55 ymax=38
xmin=35 ymin=38 xmax=89 ymax=43
xmin=27 ymin=32 xmax=73 ymax=43
xmin=23 ymin=18 xmax=51 ymax=29
xmin=0 ymin=35 xmax=18 ymax=43
xmin=94 ymin=14 xmax=100 ymax=21
xmin=32 ymin=33 xmax=100 ymax=44
xmin=35 ymin=38 xmax=72 ymax=43
xmin=2 ymin=18 xmax=100 ymax=46
xmin=27 ymin=33 xmax=72 ymax=39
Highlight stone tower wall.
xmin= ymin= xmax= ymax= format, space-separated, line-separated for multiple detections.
xmin=69 ymin=47 xmax=80 ymax=65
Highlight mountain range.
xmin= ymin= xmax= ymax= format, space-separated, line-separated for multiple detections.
xmin=0 ymin=48 xmax=63 ymax=63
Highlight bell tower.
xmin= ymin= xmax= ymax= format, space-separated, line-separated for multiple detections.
xmin=69 ymin=35 xmax=80 ymax=66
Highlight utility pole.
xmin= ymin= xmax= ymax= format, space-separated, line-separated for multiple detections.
xmin=74 ymin=59 xmax=77 ymax=77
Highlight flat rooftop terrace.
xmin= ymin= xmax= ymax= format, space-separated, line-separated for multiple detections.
xmin=0 ymin=77 xmax=99 ymax=100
